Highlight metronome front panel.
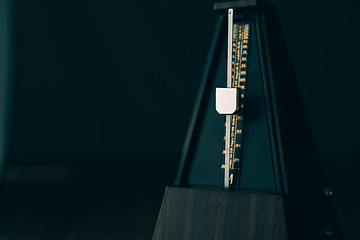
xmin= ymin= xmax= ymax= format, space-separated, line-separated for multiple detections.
xmin=181 ymin=15 xmax=279 ymax=193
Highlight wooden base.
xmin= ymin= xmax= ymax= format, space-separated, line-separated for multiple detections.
xmin=153 ymin=187 xmax=287 ymax=240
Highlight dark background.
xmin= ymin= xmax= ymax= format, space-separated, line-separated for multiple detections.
xmin=0 ymin=0 xmax=359 ymax=239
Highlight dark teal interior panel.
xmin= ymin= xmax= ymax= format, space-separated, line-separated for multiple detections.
xmin=182 ymin=16 xmax=278 ymax=192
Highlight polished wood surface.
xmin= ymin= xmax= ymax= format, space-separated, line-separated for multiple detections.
xmin=153 ymin=187 xmax=287 ymax=240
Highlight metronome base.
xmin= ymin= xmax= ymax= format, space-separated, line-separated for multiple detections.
xmin=153 ymin=186 xmax=287 ymax=240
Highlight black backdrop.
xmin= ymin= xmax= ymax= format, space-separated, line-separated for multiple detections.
xmin=0 ymin=0 xmax=359 ymax=239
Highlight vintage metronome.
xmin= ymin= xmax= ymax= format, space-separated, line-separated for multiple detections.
xmin=153 ymin=1 xmax=339 ymax=239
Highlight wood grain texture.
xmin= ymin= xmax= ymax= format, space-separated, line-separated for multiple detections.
xmin=153 ymin=187 xmax=287 ymax=240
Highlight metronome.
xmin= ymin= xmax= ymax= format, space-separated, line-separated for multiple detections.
xmin=153 ymin=1 xmax=339 ymax=239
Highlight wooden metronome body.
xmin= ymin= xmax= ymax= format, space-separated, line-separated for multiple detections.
xmin=153 ymin=187 xmax=287 ymax=239
xmin=154 ymin=1 xmax=339 ymax=239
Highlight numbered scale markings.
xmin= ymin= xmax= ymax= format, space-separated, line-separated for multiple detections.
xmin=221 ymin=22 xmax=250 ymax=188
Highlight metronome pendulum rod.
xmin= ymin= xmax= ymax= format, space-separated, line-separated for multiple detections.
xmin=224 ymin=8 xmax=233 ymax=189
xmin=215 ymin=8 xmax=246 ymax=189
